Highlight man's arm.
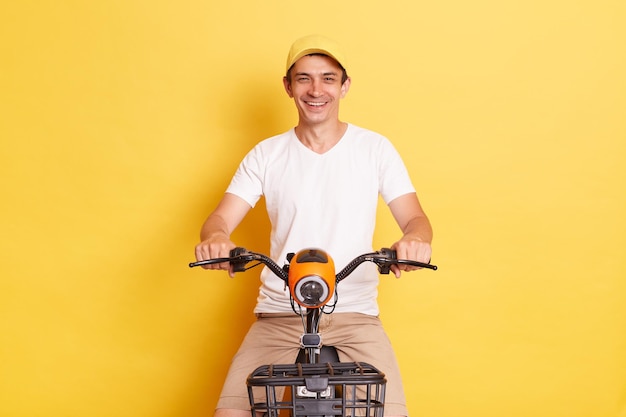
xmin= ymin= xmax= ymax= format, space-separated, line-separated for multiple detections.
xmin=194 ymin=193 xmax=252 ymax=276
xmin=388 ymin=192 xmax=433 ymax=277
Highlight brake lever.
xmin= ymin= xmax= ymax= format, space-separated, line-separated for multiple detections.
xmin=189 ymin=257 xmax=233 ymax=268
xmin=396 ymin=259 xmax=438 ymax=270
xmin=374 ymin=248 xmax=437 ymax=273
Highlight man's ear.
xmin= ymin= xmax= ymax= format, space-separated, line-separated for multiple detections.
xmin=340 ymin=77 xmax=351 ymax=98
xmin=283 ymin=76 xmax=294 ymax=98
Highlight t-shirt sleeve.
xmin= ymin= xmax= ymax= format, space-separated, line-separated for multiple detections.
xmin=378 ymin=137 xmax=416 ymax=204
xmin=225 ymin=146 xmax=264 ymax=208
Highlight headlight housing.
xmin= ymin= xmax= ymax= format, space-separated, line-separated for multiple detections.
xmin=288 ymin=249 xmax=335 ymax=308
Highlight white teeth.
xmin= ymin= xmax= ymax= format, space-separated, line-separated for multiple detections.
xmin=306 ymin=102 xmax=325 ymax=107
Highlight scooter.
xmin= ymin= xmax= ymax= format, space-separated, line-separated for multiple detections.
xmin=190 ymin=248 xmax=436 ymax=417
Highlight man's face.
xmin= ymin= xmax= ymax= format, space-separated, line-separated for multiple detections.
xmin=283 ymin=55 xmax=351 ymax=127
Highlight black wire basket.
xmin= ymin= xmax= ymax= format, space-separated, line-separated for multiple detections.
xmin=246 ymin=362 xmax=386 ymax=417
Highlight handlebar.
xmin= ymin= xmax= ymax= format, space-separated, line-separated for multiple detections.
xmin=335 ymin=248 xmax=436 ymax=282
xmin=189 ymin=247 xmax=288 ymax=280
xmin=189 ymin=247 xmax=437 ymax=283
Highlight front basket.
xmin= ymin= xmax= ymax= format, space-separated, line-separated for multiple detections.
xmin=246 ymin=362 xmax=386 ymax=417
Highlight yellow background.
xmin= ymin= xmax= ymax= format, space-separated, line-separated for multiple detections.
xmin=1 ymin=1 xmax=625 ymax=416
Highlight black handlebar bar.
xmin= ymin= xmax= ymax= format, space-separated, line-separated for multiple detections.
xmin=335 ymin=248 xmax=436 ymax=281
xmin=189 ymin=247 xmax=288 ymax=279
xmin=189 ymin=247 xmax=437 ymax=281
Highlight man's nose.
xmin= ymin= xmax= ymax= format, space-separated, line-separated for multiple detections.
xmin=309 ymin=79 xmax=322 ymax=96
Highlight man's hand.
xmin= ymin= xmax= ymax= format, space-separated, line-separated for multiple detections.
xmin=390 ymin=238 xmax=432 ymax=278
xmin=194 ymin=193 xmax=252 ymax=278
xmin=388 ymin=193 xmax=434 ymax=278
xmin=194 ymin=234 xmax=237 ymax=277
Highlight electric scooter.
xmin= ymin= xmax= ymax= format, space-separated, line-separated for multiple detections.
xmin=190 ymin=248 xmax=437 ymax=416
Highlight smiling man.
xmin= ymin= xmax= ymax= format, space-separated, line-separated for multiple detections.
xmin=195 ymin=34 xmax=433 ymax=417
xmin=283 ymin=40 xmax=351 ymax=152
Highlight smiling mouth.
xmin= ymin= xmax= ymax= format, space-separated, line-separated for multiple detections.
xmin=306 ymin=101 xmax=326 ymax=107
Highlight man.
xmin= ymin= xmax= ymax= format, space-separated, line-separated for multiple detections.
xmin=195 ymin=34 xmax=433 ymax=417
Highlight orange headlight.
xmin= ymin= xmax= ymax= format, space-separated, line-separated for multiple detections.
xmin=288 ymin=249 xmax=336 ymax=308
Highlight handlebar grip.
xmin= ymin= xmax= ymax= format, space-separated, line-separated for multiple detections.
xmin=188 ymin=247 xmax=248 ymax=269
xmin=395 ymin=259 xmax=438 ymax=270
xmin=378 ymin=248 xmax=437 ymax=272
xmin=188 ymin=257 xmax=231 ymax=268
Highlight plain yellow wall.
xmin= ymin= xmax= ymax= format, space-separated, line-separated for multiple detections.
xmin=1 ymin=1 xmax=624 ymax=416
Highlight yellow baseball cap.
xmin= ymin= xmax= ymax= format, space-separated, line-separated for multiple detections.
xmin=285 ymin=34 xmax=347 ymax=72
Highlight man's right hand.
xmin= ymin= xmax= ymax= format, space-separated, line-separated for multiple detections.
xmin=194 ymin=235 xmax=237 ymax=276
xmin=195 ymin=193 xmax=252 ymax=277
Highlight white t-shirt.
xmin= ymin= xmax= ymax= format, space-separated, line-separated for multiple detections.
xmin=226 ymin=124 xmax=416 ymax=315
